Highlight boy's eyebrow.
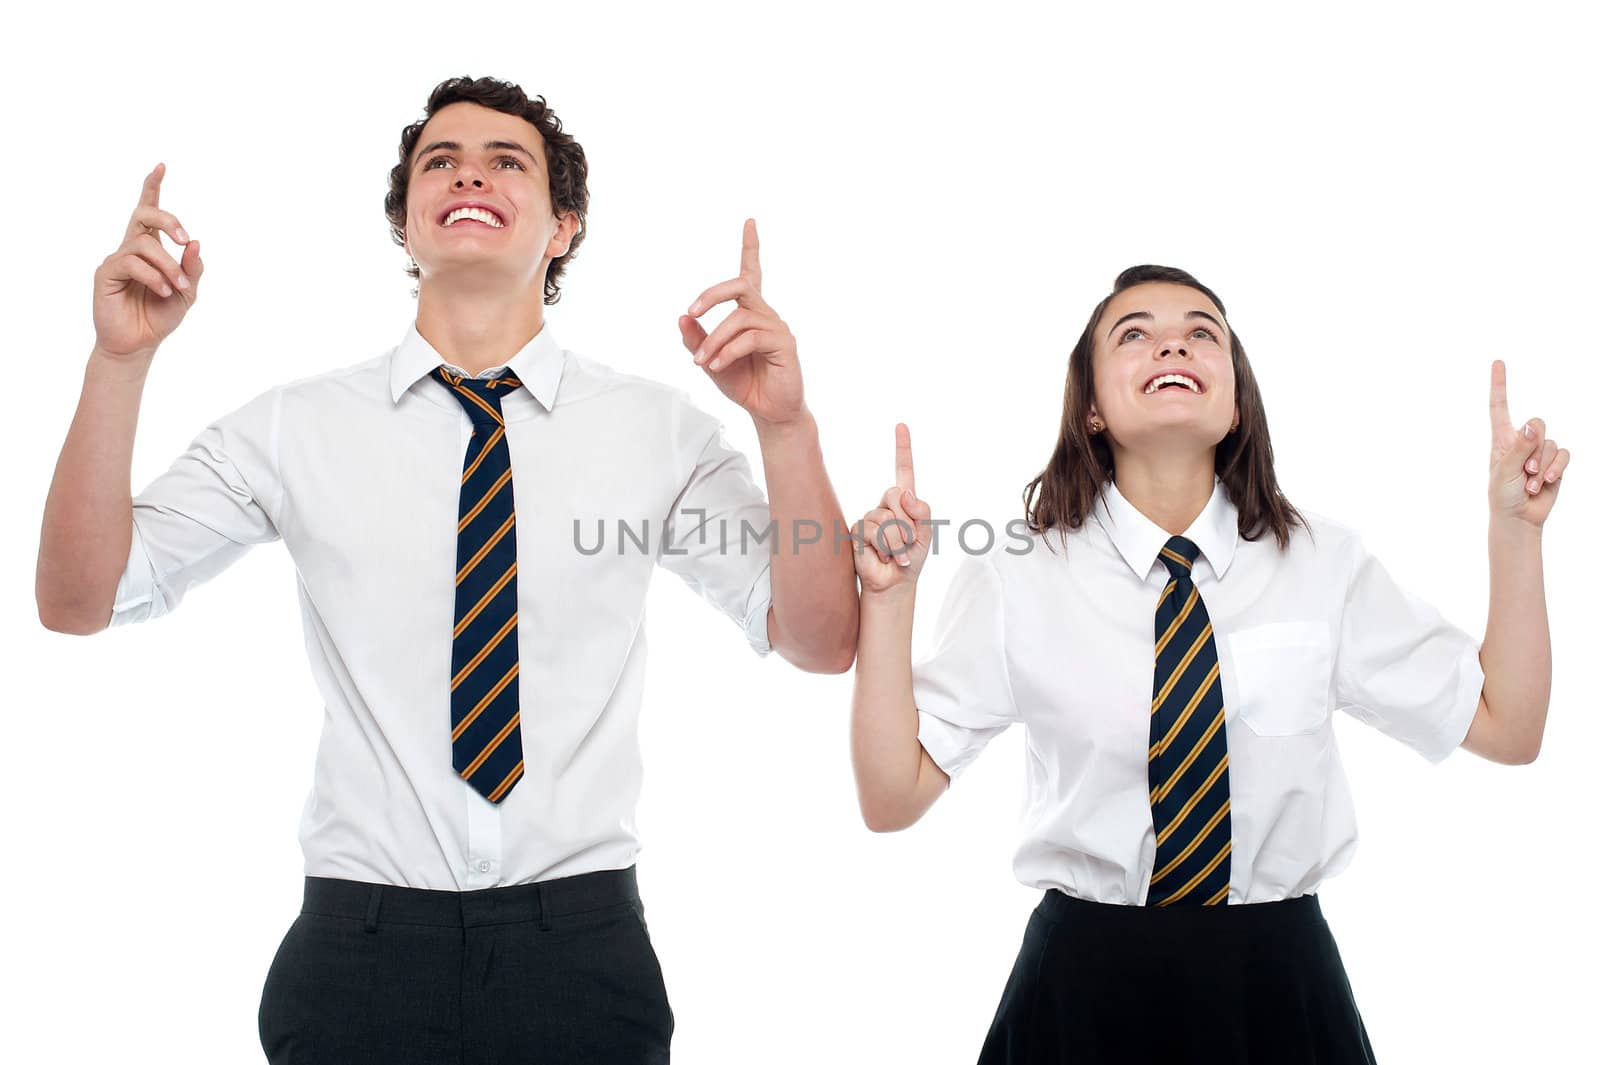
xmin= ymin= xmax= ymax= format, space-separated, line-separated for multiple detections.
xmin=415 ymin=139 xmax=536 ymax=163
xmin=1106 ymin=309 xmax=1225 ymax=339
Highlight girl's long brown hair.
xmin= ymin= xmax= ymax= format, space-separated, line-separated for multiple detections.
xmin=1023 ymin=265 xmax=1307 ymax=552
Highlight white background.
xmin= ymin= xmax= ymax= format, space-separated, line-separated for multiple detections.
xmin=3 ymin=1 xmax=1594 ymax=1061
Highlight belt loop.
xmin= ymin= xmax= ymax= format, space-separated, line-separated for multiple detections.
xmin=364 ymin=884 xmax=383 ymax=934
xmin=535 ymin=883 xmax=550 ymax=932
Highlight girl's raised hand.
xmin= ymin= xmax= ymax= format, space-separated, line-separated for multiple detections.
xmin=854 ymin=423 xmax=934 ymax=595
xmin=1488 ymin=360 xmax=1569 ymax=527
xmin=92 ymin=163 xmax=203 ymax=363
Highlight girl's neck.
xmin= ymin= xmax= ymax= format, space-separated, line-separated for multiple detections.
xmin=1112 ymin=450 xmax=1217 ymax=536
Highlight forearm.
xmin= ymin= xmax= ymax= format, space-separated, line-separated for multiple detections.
xmin=851 ymin=586 xmax=940 ymax=829
xmin=1478 ymin=515 xmax=1551 ymax=760
xmin=36 ymin=349 xmax=152 ymax=633
xmin=755 ymin=408 xmax=858 ymax=671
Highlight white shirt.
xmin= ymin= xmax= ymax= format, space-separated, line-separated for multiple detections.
xmin=111 ymin=321 xmax=774 ymax=890
xmin=913 ymin=477 xmax=1484 ymax=905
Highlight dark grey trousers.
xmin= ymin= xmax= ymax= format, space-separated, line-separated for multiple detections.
xmin=258 ymin=865 xmax=672 ymax=1064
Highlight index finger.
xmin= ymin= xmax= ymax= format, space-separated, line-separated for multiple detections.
xmin=126 ymin=163 xmax=166 ymax=240
xmin=895 ymin=422 xmax=915 ymax=494
xmin=740 ymin=218 xmax=761 ymax=290
xmin=1489 ymin=359 xmax=1512 ymax=434
xmin=140 ymin=163 xmax=165 ymax=209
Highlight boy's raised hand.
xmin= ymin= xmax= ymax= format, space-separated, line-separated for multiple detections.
xmin=93 ymin=163 xmax=203 ymax=362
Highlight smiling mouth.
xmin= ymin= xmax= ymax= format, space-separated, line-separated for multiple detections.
xmin=441 ymin=206 xmax=506 ymax=228
xmin=1143 ymin=373 xmax=1204 ymax=395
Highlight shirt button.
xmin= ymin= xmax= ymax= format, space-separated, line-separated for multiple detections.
xmin=476 ymin=860 xmax=492 ymax=873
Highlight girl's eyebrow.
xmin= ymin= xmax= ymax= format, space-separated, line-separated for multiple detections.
xmin=1106 ymin=309 xmax=1225 ymax=339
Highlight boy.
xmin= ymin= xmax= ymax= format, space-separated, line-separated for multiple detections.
xmin=36 ymin=75 xmax=858 ymax=1063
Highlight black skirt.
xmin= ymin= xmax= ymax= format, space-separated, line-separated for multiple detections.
xmin=977 ymin=890 xmax=1376 ymax=1065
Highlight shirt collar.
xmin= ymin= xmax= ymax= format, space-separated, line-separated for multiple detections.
xmin=1092 ymin=475 xmax=1239 ymax=581
xmin=387 ymin=320 xmax=565 ymax=411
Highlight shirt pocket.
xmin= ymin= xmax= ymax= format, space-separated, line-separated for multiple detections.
xmin=1225 ymin=620 xmax=1333 ymax=736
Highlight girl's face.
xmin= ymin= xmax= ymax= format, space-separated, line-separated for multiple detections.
xmin=1089 ymin=282 xmax=1239 ymax=458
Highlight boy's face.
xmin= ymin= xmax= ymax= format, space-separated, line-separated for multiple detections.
xmin=403 ymin=101 xmax=577 ymax=290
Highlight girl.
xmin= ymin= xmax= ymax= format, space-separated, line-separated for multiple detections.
xmin=849 ymin=265 xmax=1565 ymax=1064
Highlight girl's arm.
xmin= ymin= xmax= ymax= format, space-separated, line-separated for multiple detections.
xmin=853 ymin=583 xmax=950 ymax=830
xmin=1462 ymin=518 xmax=1548 ymax=763
xmin=850 ymin=425 xmax=949 ymax=830
xmin=1460 ymin=361 xmax=1568 ymax=764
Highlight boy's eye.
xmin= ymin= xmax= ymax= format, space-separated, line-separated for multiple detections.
xmin=422 ymin=156 xmax=525 ymax=170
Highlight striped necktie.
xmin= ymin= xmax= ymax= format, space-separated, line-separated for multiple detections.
xmin=1146 ymin=535 xmax=1232 ymax=906
xmin=432 ymin=366 xmax=525 ymax=805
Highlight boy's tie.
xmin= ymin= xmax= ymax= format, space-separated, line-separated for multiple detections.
xmin=1147 ymin=535 xmax=1233 ymax=906
xmin=433 ymin=366 xmax=525 ymax=804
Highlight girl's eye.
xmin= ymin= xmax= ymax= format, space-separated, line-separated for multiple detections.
xmin=1120 ymin=325 xmax=1219 ymax=343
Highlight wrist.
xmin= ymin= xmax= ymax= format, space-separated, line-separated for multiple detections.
xmin=87 ymin=346 xmax=156 ymax=386
xmin=753 ymin=405 xmax=816 ymax=446
xmin=862 ymin=581 xmax=918 ymax=609
xmin=1489 ymin=512 xmax=1543 ymax=546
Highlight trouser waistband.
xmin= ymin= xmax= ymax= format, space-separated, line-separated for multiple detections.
xmin=300 ymin=865 xmax=639 ymax=930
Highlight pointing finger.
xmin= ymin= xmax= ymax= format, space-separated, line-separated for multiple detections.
xmin=895 ymin=422 xmax=915 ymax=494
xmin=128 ymin=164 xmax=167 ymax=240
xmin=140 ymin=163 xmax=164 ymax=209
xmin=1489 ymin=360 xmax=1513 ymax=436
xmin=740 ymin=218 xmax=761 ymax=291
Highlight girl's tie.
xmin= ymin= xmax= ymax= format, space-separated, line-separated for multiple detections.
xmin=1147 ymin=535 xmax=1233 ymax=906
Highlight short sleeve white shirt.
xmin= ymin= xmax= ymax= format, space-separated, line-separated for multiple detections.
xmin=913 ymin=477 xmax=1484 ymax=904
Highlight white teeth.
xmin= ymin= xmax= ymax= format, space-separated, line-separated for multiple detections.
xmin=444 ymin=206 xmax=504 ymax=228
xmin=1144 ymin=373 xmax=1201 ymax=395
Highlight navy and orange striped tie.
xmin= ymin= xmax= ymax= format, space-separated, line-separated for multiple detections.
xmin=432 ymin=366 xmax=525 ymax=805
xmin=1146 ymin=535 xmax=1232 ymax=906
